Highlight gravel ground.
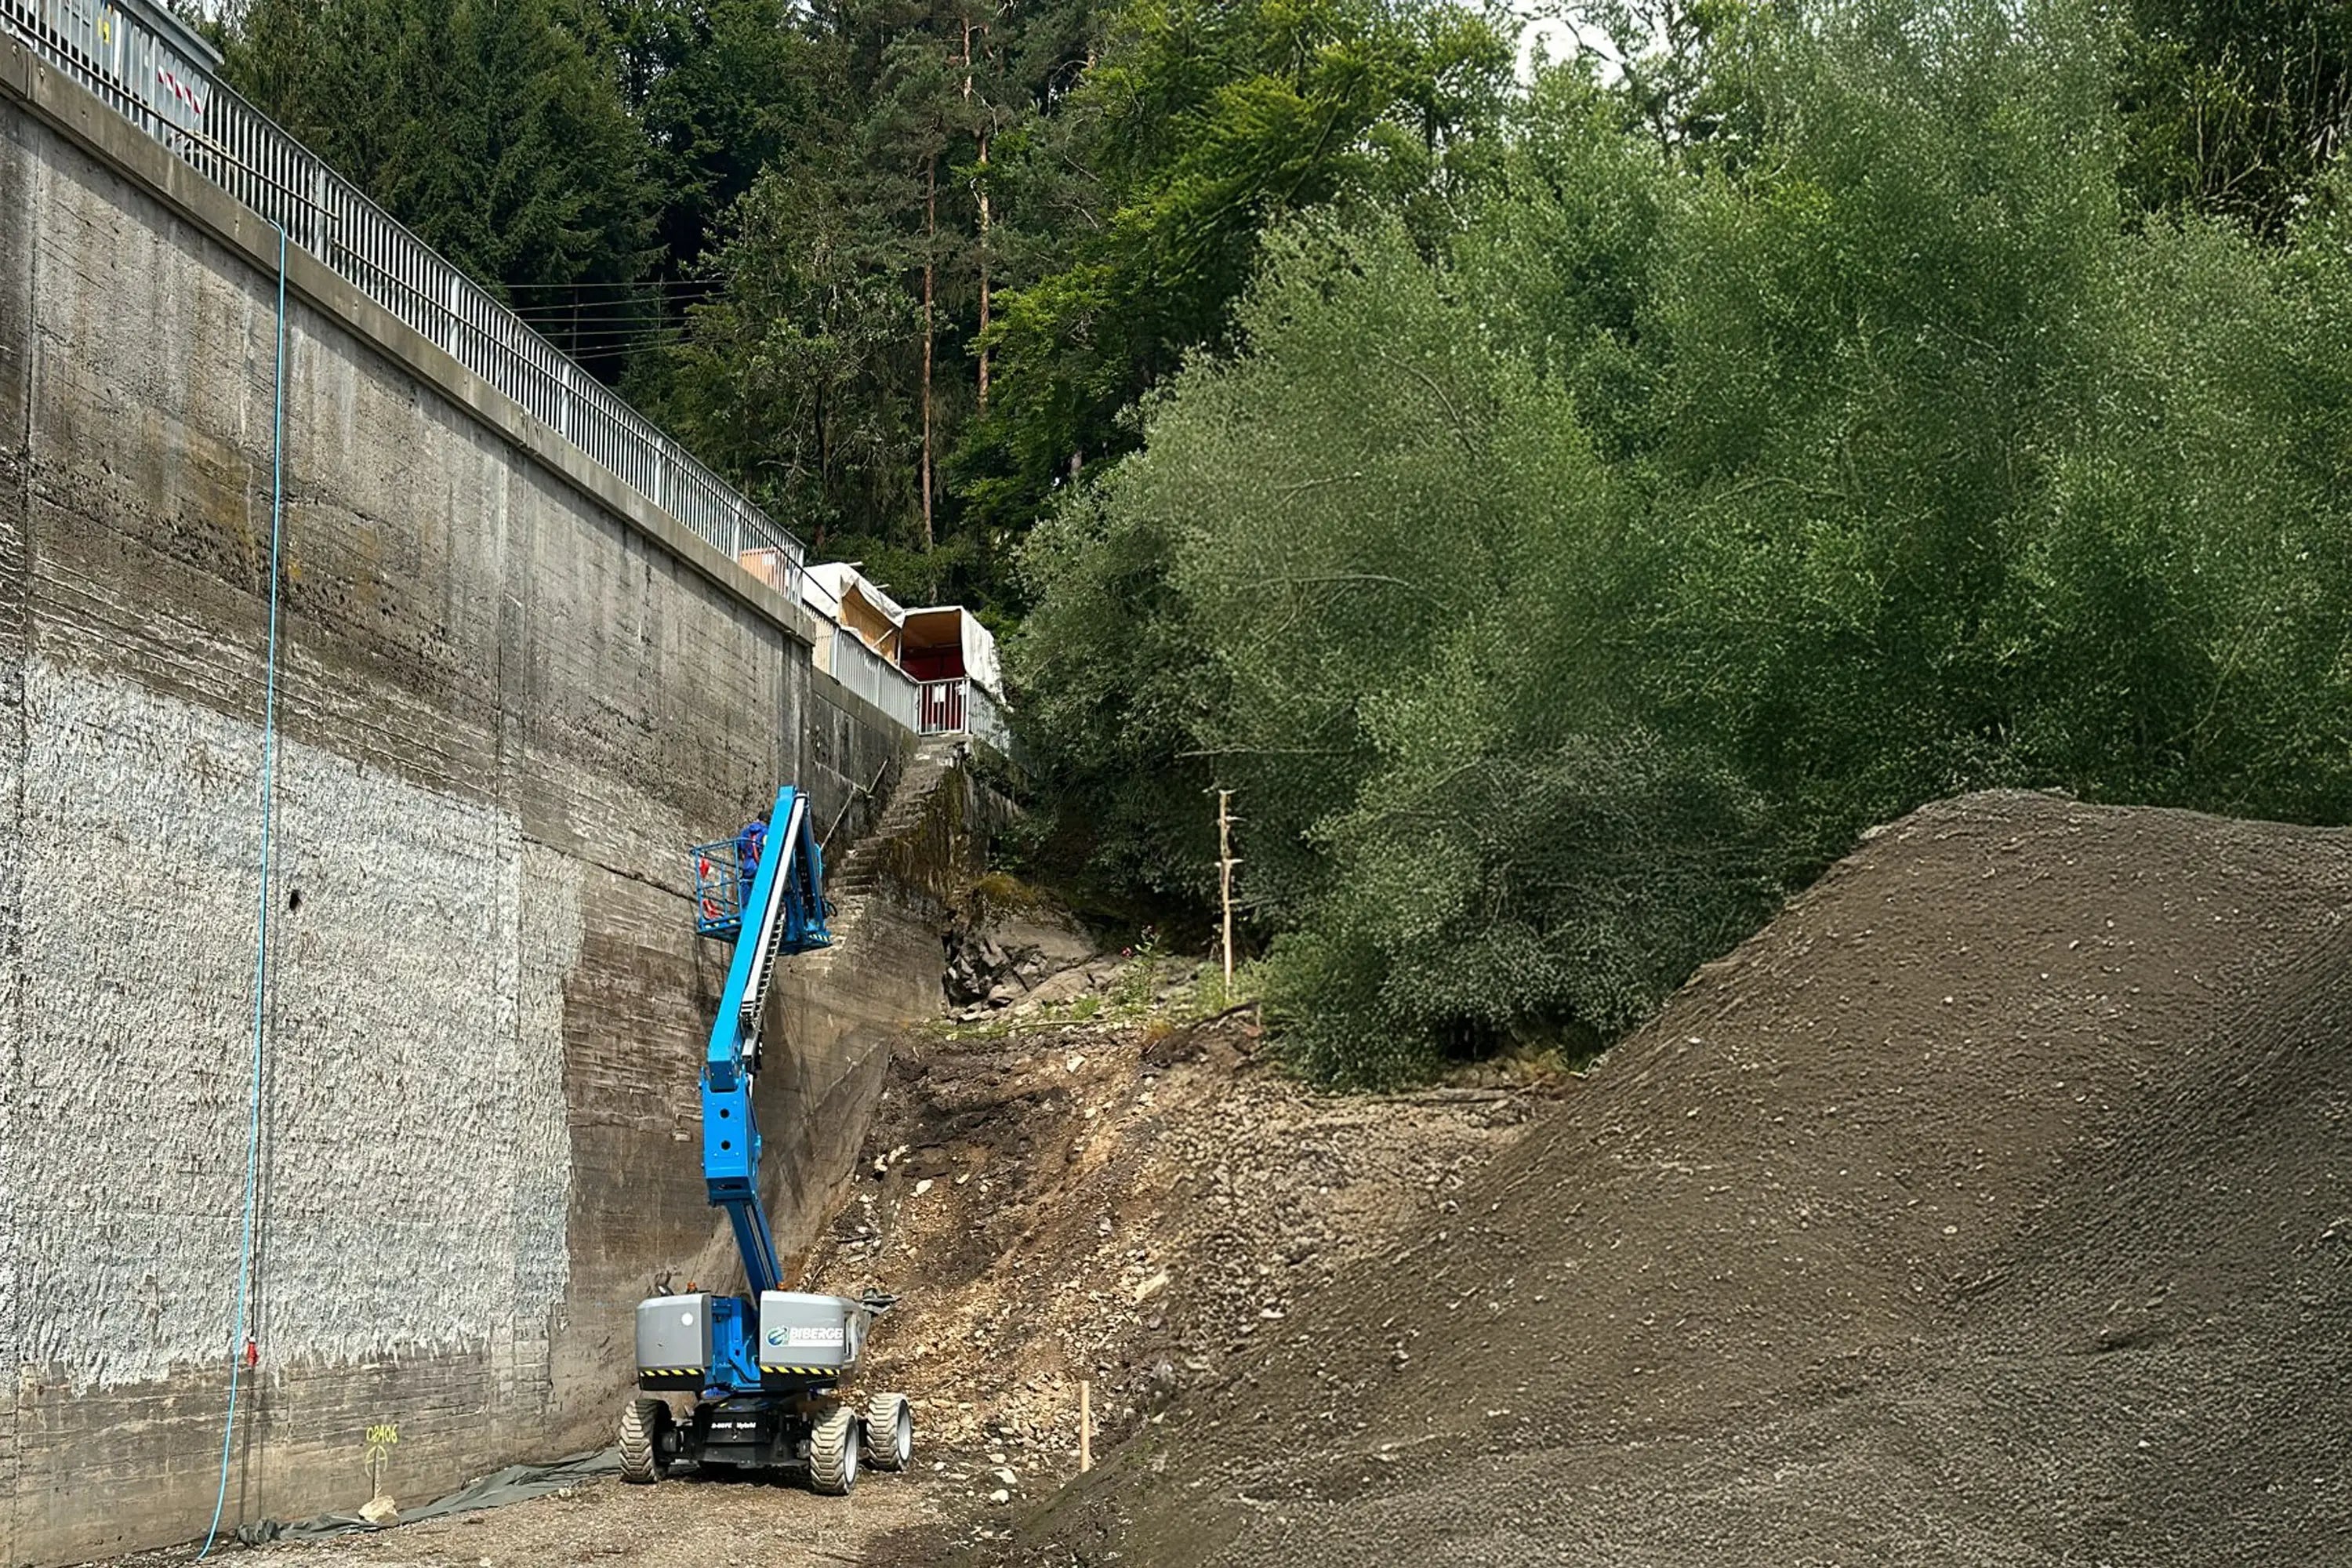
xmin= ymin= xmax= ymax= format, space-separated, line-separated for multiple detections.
xmin=797 ymin=998 xmax=1545 ymax=1556
xmin=103 ymin=967 xmax=1546 ymax=1568
xmin=110 ymin=1466 xmax=943 ymax=1568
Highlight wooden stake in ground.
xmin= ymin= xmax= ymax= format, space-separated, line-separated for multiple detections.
xmin=1080 ymin=1379 xmax=1093 ymax=1472
xmin=1217 ymin=789 xmax=1239 ymax=992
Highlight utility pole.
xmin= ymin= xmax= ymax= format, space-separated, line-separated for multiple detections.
xmin=1216 ymin=789 xmax=1237 ymax=992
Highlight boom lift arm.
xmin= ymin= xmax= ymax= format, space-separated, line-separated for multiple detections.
xmin=700 ymin=784 xmax=830 ymax=1301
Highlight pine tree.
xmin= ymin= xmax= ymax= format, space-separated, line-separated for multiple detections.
xmin=225 ymin=0 xmax=658 ymax=378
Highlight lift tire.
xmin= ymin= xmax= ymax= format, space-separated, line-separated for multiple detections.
xmin=808 ymin=1405 xmax=860 ymax=1496
xmin=619 ymin=1398 xmax=670 ymax=1485
xmin=863 ymin=1392 xmax=913 ymax=1471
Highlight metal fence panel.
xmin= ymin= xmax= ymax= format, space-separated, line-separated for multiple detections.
xmin=964 ymin=680 xmax=1016 ymax=758
xmin=916 ymin=679 xmax=964 ymax=736
xmin=826 ymin=630 xmax=920 ymax=732
xmin=916 ymin=677 xmax=1019 ymax=765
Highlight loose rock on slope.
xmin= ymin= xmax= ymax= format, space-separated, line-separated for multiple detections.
xmin=800 ymin=999 xmax=1541 ymax=1539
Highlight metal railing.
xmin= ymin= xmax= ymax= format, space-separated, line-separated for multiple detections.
xmin=919 ymin=677 xmax=1015 ymax=758
xmin=915 ymin=677 xmax=964 ymax=736
xmin=821 ymin=628 xmax=920 ymax=732
xmin=964 ymin=679 xmax=1014 ymax=756
xmin=2 ymin=0 xmax=805 ymax=590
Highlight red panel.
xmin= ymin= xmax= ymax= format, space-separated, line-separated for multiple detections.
xmin=902 ymin=648 xmax=964 ymax=682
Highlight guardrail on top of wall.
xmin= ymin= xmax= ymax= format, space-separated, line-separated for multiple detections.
xmin=1 ymin=0 xmax=807 ymax=594
xmin=821 ymin=626 xmax=920 ymax=733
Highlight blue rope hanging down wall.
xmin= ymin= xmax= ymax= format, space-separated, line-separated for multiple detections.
xmin=202 ymin=223 xmax=289 ymax=1560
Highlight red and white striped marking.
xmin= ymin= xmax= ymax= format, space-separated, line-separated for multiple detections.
xmin=156 ymin=64 xmax=204 ymax=118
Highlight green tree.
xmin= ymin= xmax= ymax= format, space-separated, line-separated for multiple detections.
xmin=956 ymin=0 xmax=1513 ymax=540
xmin=1018 ymin=0 xmax=2352 ymax=1081
xmin=1010 ymin=469 xmax=1220 ymax=908
xmin=646 ymin=0 xmax=1098 ymax=601
xmin=655 ymin=153 xmax=920 ymax=551
xmin=609 ymin=0 xmax=826 ymax=286
xmin=226 ymin=0 xmax=658 ymax=375
xmin=1630 ymin=0 xmax=2128 ymax=856
xmin=2114 ymin=0 xmax=2352 ymax=237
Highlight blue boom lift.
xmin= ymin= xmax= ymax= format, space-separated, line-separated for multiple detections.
xmin=617 ymin=782 xmax=913 ymax=1494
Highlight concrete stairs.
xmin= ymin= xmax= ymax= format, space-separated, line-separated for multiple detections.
xmin=821 ymin=738 xmax=966 ymax=930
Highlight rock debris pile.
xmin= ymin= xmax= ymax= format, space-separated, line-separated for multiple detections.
xmin=800 ymin=993 xmax=1541 ymax=1534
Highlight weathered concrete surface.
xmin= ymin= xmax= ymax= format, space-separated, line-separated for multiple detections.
xmin=0 ymin=55 xmax=964 ymax=1566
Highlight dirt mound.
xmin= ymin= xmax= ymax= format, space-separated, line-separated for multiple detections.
xmin=967 ymin=791 xmax=2352 ymax=1566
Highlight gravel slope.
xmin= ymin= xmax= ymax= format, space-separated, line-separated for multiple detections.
xmin=972 ymin=791 xmax=2352 ymax=1566
xmin=800 ymin=1004 xmax=1542 ymax=1548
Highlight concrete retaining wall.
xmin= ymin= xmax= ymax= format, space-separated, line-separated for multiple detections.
xmin=0 ymin=48 xmax=959 ymax=1563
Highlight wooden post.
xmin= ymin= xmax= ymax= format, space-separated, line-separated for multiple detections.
xmin=1216 ymin=789 xmax=1237 ymax=992
xmin=1080 ymin=1379 xmax=1093 ymax=1472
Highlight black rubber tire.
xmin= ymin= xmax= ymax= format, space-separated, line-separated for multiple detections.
xmin=862 ymin=1392 xmax=913 ymax=1471
xmin=618 ymin=1398 xmax=670 ymax=1485
xmin=808 ymin=1405 xmax=860 ymax=1496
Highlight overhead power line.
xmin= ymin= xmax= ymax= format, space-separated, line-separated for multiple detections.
xmin=498 ymin=277 xmax=728 ymax=291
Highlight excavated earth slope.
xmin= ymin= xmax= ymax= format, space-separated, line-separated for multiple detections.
xmin=978 ymin=790 xmax=2352 ymax=1566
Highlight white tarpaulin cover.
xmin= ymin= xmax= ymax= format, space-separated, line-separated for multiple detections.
xmin=960 ymin=612 xmax=1003 ymax=696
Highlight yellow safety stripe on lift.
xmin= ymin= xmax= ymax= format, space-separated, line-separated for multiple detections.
xmin=759 ymin=1364 xmax=841 ymax=1376
xmin=638 ymin=1368 xmax=705 ymax=1377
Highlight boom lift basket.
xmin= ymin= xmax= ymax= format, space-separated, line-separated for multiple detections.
xmin=691 ymin=835 xmax=757 ymax=938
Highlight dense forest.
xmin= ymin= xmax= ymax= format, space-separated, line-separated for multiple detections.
xmin=220 ymin=0 xmax=1494 ymax=605
xmin=218 ymin=0 xmax=2352 ymax=1080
